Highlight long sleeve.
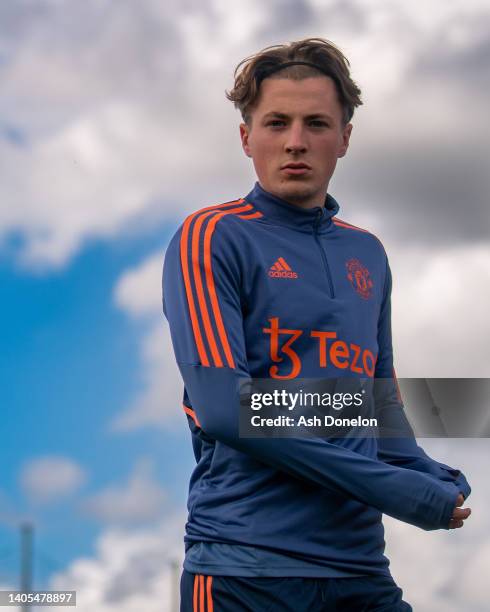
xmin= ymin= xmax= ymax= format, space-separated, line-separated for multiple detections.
xmin=375 ymin=257 xmax=471 ymax=500
xmin=163 ymin=217 xmax=461 ymax=531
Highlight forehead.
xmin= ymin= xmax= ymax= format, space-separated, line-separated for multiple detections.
xmin=253 ymin=76 xmax=342 ymax=119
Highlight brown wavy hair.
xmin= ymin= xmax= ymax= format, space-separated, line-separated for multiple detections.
xmin=225 ymin=37 xmax=362 ymax=127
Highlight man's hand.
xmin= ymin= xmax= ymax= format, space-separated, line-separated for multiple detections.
xmin=448 ymin=493 xmax=471 ymax=529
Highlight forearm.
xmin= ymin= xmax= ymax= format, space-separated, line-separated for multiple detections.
xmin=375 ymin=381 xmax=472 ymax=499
xmin=182 ymin=363 xmax=460 ymax=531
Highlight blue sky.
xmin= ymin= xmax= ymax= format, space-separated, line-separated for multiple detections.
xmin=0 ymin=1 xmax=489 ymax=611
xmin=0 ymin=218 xmax=195 ymax=586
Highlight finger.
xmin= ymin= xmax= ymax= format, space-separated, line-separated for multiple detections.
xmin=448 ymin=519 xmax=464 ymax=529
xmin=455 ymin=494 xmax=464 ymax=507
xmin=452 ymin=507 xmax=471 ymax=520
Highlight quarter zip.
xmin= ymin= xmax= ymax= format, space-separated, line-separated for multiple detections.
xmin=313 ymin=209 xmax=335 ymax=298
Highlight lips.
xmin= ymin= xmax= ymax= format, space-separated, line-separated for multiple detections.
xmin=281 ymin=163 xmax=311 ymax=176
xmin=281 ymin=163 xmax=311 ymax=170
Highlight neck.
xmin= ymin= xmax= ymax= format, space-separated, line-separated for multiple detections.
xmin=258 ymin=181 xmax=328 ymax=210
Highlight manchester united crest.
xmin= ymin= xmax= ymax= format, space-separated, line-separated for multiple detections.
xmin=346 ymin=258 xmax=373 ymax=299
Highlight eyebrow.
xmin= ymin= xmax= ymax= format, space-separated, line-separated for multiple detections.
xmin=262 ymin=111 xmax=334 ymax=122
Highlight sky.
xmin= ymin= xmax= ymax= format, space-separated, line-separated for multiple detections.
xmin=0 ymin=0 xmax=489 ymax=610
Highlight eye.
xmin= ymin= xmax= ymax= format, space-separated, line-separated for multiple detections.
xmin=309 ymin=120 xmax=328 ymax=128
xmin=266 ymin=120 xmax=285 ymax=128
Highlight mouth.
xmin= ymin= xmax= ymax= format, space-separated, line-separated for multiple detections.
xmin=281 ymin=164 xmax=311 ymax=176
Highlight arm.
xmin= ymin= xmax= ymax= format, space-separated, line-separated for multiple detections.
xmin=163 ymin=214 xmax=460 ymax=530
xmin=375 ymin=257 xmax=471 ymax=500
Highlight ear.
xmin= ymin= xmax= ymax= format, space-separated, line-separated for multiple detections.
xmin=240 ymin=122 xmax=252 ymax=158
xmin=338 ymin=123 xmax=353 ymax=158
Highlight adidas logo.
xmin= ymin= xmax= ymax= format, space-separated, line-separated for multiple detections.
xmin=268 ymin=257 xmax=298 ymax=279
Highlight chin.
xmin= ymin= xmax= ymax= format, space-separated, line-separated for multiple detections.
xmin=277 ymin=181 xmax=316 ymax=201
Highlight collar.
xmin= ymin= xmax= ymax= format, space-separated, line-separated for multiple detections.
xmin=244 ymin=181 xmax=339 ymax=233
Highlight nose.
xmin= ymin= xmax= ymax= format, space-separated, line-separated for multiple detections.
xmin=284 ymin=121 xmax=307 ymax=154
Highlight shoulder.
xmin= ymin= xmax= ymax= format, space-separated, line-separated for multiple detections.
xmin=332 ymin=216 xmax=387 ymax=257
xmin=185 ymin=197 xmax=261 ymax=225
xmin=171 ymin=197 xmax=262 ymax=248
xmin=166 ymin=197 xmax=262 ymax=266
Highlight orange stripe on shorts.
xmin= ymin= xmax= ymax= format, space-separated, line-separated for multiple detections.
xmin=206 ymin=576 xmax=213 ymax=612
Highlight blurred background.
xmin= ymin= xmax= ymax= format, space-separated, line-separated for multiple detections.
xmin=0 ymin=0 xmax=489 ymax=610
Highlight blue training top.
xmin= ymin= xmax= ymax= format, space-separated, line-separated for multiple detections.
xmin=162 ymin=181 xmax=471 ymax=577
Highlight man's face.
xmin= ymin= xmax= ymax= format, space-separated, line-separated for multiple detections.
xmin=239 ymin=76 xmax=352 ymax=209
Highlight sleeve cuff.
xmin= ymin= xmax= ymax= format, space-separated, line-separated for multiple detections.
xmin=455 ymin=474 xmax=472 ymax=500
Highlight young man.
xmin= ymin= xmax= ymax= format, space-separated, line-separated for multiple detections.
xmin=162 ymin=38 xmax=471 ymax=611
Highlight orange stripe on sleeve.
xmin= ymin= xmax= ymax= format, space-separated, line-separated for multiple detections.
xmin=179 ymin=200 xmax=243 ymax=367
xmin=182 ymin=404 xmax=201 ymax=428
xmin=181 ymin=216 xmax=209 ymax=366
xmin=203 ymin=204 xmax=252 ymax=369
xmin=238 ymin=211 xmax=263 ymax=220
xmin=206 ymin=576 xmax=214 ymax=612
xmin=191 ymin=210 xmax=225 ymax=367
xmin=333 ymin=218 xmax=370 ymax=234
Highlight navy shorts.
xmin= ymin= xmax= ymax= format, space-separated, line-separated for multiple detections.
xmin=180 ymin=570 xmax=413 ymax=611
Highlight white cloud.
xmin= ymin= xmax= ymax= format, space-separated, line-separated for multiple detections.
xmin=110 ymin=320 xmax=185 ymax=433
xmin=384 ymin=438 xmax=489 ymax=611
xmin=1 ymin=1 xmax=488 ymax=269
xmin=0 ymin=102 xmax=185 ymax=270
xmin=0 ymin=0 xmax=236 ymax=270
xmin=456 ymin=539 xmax=490 ymax=608
xmin=20 ymin=456 xmax=86 ymax=504
xmin=113 ymin=251 xmax=165 ymax=317
xmin=389 ymin=244 xmax=490 ymax=378
xmin=82 ymin=458 xmax=168 ymax=525
xmin=111 ymin=252 xmax=186 ymax=432
xmin=181 ymin=0 xmax=266 ymax=65
xmin=48 ymin=511 xmax=185 ymax=612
